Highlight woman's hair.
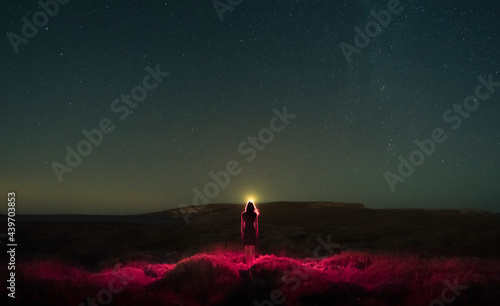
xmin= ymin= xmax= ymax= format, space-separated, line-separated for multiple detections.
xmin=245 ymin=201 xmax=260 ymax=216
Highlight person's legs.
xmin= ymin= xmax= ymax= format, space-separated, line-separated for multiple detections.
xmin=249 ymin=245 xmax=255 ymax=267
xmin=244 ymin=245 xmax=250 ymax=269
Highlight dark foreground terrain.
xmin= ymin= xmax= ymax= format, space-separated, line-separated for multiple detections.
xmin=1 ymin=202 xmax=500 ymax=305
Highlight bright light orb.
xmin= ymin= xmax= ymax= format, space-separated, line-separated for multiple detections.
xmin=243 ymin=193 xmax=257 ymax=203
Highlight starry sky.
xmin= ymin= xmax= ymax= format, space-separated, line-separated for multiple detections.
xmin=1 ymin=0 xmax=499 ymax=215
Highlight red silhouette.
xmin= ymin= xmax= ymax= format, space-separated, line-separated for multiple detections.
xmin=241 ymin=201 xmax=259 ymax=269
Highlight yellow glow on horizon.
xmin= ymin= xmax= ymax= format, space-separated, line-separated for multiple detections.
xmin=244 ymin=193 xmax=258 ymax=204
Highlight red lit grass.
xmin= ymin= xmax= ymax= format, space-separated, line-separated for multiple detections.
xmin=8 ymin=250 xmax=500 ymax=306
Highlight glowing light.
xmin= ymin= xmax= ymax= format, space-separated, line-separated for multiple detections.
xmin=243 ymin=191 xmax=261 ymax=205
xmin=243 ymin=193 xmax=257 ymax=203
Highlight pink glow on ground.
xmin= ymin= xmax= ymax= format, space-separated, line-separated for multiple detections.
xmin=8 ymin=251 xmax=500 ymax=305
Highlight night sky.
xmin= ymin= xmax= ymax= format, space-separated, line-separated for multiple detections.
xmin=1 ymin=0 xmax=499 ymax=215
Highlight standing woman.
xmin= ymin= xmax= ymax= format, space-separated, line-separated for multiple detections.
xmin=241 ymin=201 xmax=259 ymax=269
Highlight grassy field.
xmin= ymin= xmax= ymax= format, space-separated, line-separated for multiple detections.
xmin=2 ymin=202 xmax=500 ymax=305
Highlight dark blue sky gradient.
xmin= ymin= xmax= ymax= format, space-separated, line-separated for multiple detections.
xmin=1 ymin=0 xmax=499 ymax=214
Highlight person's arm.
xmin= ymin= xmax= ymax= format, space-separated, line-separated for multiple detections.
xmin=241 ymin=214 xmax=244 ymax=239
xmin=255 ymin=215 xmax=259 ymax=239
